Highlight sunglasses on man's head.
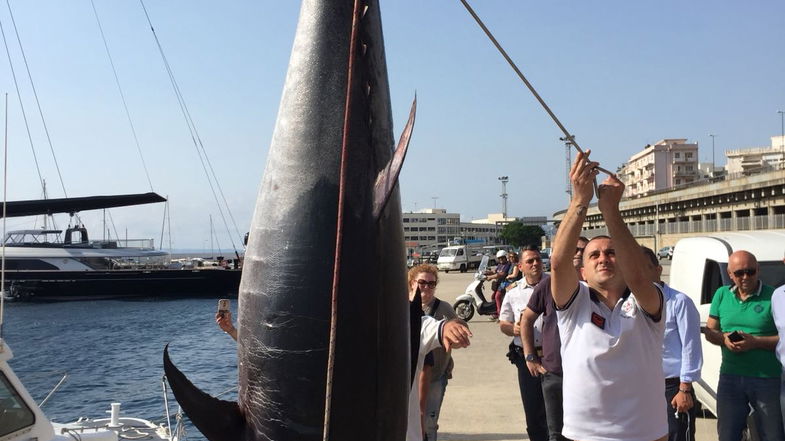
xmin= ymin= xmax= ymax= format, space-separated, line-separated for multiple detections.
xmin=417 ymin=279 xmax=437 ymax=288
xmin=733 ymin=268 xmax=756 ymax=278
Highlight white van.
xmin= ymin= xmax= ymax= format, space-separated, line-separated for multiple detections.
xmin=668 ymin=231 xmax=785 ymax=417
xmin=436 ymin=245 xmax=484 ymax=273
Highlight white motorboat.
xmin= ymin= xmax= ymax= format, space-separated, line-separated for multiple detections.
xmin=0 ymin=339 xmax=186 ymax=441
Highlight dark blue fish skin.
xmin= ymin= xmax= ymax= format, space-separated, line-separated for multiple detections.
xmin=164 ymin=1 xmax=410 ymax=440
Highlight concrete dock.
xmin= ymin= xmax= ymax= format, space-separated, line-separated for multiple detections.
xmin=430 ymin=269 xmax=719 ymax=441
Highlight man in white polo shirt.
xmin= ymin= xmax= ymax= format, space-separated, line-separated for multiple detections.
xmin=550 ymin=151 xmax=667 ymax=441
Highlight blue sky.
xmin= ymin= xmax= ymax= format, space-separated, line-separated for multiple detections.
xmin=1 ymin=1 xmax=783 ymax=250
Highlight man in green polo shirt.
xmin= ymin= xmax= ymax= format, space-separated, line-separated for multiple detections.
xmin=705 ymin=250 xmax=784 ymax=441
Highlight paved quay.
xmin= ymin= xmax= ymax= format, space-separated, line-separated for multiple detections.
xmin=429 ymin=269 xmax=718 ymax=441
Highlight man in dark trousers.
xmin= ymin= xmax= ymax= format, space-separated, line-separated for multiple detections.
xmin=521 ymin=236 xmax=587 ymax=441
xmin=499 ymin=245 xmax=548 ymax=441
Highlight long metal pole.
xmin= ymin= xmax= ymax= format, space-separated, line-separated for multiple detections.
xmin=778 ymin=110 xmax=784 ymax=150
xmin=1 ymin=94 xmax=7 ymax=342
xmin=458 ymin=0 xmax=614 ymax=178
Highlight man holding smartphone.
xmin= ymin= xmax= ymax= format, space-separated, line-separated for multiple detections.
xmin=704 ymin=250 xmax=784 ymax=441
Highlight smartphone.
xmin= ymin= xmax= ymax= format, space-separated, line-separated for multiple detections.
xmin=728 ymin=331 xmax=744 ymax=343
xmin=217 ymin=299 xmax=230 ymax=317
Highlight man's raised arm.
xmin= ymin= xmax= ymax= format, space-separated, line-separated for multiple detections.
xmin=551 ymin=151 xmax=597 ymax=308
xmin=598 ymin=174 xmax=661 ymax=316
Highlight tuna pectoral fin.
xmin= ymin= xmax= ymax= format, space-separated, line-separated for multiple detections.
xmin=372 ymin=96 xmax=417 ymax=220
xmin=163 ymin=344 xmax=245 ymax=441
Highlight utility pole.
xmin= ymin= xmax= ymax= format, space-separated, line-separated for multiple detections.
xmin=431 ymin=196 xmax=439 ymax=209
xmin=778 ymin=110 xmax=784 ymax=151
xmin=708 ymin=134 xmax=717 ymax=177
xmin=498 ymin=176 xmax=509 ymax=219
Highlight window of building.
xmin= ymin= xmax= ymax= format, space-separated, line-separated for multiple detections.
xmin=675 ymin=152 xmax=680 ymax=158
xmin=676 ymin=179 xmax=681 ymax=185
xmin=403 ymin=218 xmax=409 ymax=223
xmin=687 ymin=165 xmax=693 ymax=171
xmin=686 ymin=152 xmax=693 ymax=158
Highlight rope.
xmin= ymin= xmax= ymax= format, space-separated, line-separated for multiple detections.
xmin=89 ymin=0 xmax=155 ymax=192
xmin=138 ymin=0 xmax=245 ymax=254
xmin=0 ymin=11 xmax=44 ymax=193
xmin=4 ymin=0 xmax=70 ymax=197
xmin=323 ymin=2 xmax=362 ymax=440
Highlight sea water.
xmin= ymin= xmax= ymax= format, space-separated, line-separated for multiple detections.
xmin=4 ymin=298 xmax=238 ymax=441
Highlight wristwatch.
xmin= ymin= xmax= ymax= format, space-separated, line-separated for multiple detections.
xmin=525 ymin=353 xmax=539 ymax=362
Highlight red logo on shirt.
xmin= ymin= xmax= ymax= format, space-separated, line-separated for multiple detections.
xmin=591 ymin=312 xmax=606 ymax=329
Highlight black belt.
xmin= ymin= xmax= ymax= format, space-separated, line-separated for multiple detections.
xmin=665 ymin=377 xmax=680 ymax=385
xmin=514 ymin=345 xmax=543 ymax=357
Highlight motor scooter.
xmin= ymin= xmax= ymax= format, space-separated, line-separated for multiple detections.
xmin=452 ymin=255 xmax=498 ymax=321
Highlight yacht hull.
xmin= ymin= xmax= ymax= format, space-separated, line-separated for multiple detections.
xmin=3 ymin=269 xmax=241 ymax=301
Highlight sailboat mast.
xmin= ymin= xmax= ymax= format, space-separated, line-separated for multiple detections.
xmin=2 ymin=93 xmax=9 ymax=340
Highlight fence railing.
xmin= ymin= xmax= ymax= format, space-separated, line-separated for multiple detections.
xmin=585 ymin=213 xmax=785 ymax=238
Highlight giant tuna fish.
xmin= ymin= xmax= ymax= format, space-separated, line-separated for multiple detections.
xmin=163 ymin=0 xmax=418 ymax=440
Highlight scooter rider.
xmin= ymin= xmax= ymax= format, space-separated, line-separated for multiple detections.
xmin=485 ymin=250 xmax=512 ymax=318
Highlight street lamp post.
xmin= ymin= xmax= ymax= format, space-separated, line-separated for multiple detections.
xmin=498 ymin=176 xmax=509 ymax=219
xmin=778 ymin=110 xmax=784 ymax=151
xmin=708 ymin=134 xmax=717 ymax=177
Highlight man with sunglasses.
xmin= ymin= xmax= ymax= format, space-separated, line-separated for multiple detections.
xmin=705 ymin=250 xmax=784 ymax=441
xmin=499 ymin=244 xmax=548 ymax=441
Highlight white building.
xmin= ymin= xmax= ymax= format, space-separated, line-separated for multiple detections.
xmin=725 ymin=135 xmax=785 ymax=175
xmin=618 ymin=139 xmax=700 ymax=197
xmin=402 ymin=209 xmax=506 ymax=258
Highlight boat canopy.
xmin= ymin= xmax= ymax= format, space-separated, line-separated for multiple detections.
xmin=0 ymin=192 xmax=166 ymax=218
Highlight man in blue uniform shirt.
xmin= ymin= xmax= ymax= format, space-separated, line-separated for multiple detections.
xmin=642 ymin=246 xmax=702 ymax=441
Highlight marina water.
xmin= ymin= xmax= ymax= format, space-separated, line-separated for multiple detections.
xmin=5 ymin=298 xmax=239 ymax=441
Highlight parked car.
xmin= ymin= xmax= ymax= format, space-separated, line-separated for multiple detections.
xmin=657 ymin=246 xmax=674 ymax=260
xmin=540 ymin=251 xmax=551 ymax=271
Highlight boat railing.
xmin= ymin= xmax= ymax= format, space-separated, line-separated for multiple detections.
xmin=89 ymin=238 xmax=156 ymax=250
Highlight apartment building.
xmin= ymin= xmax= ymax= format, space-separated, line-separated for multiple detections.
xmin=618 ymin=139 xmax=700 ymax=197
xmin=726 ymin=135 xmax=785 ymax=175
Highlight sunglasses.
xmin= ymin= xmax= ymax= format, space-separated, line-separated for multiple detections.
xmin=417 ymin=279 xmax=438 ymax=288
xmin=523 ymin=258 xmax=542 ymax=264
xmin=733 ymin=268 xmax=757 ymax=278
xmin=576 ymin=247 xmax=585 ymax=254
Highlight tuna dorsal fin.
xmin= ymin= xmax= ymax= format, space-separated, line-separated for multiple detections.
xmin=409 ymin=288 xmax=424 ymax=387
xmin=372 ymin=95 xmax=417 ymax=220
xmin=163 ymin=344 xmax=245 ymax=441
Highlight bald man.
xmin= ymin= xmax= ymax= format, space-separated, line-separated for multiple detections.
xmin=705 ymin=250 xmax=784 ymax=441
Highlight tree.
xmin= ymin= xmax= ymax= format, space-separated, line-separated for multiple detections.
xmin=499 ymin=221 xmax=545 ymax=248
